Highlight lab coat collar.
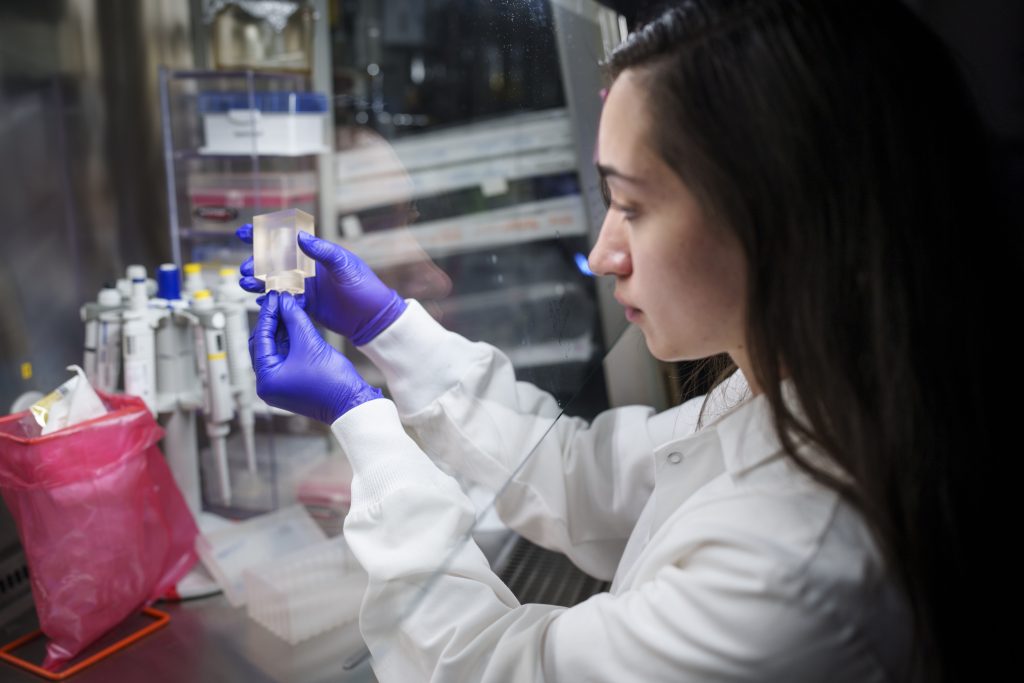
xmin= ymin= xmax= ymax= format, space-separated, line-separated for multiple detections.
xmin=634 ymin=374 xmax=851 ymax=575
xmin=708 ymin=375 xmax=851 ymax=483
xmin=647 ymin=370 xmax=853 ymax=514
xmin=712 ymin=387 xmax=787 ymax=478
xmin=659 ymin=368 xmax=787 ymax=480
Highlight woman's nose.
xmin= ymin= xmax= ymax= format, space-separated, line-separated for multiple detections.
xmin=588 ymin=213 xmax=632 ymax=277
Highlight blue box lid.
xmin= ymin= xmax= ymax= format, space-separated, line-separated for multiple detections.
xmin=198 ymin=91 xmax=329 ymax=113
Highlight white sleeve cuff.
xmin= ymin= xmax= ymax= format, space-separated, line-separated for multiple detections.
xmin=331 ymin=398 xmax=452 ymax=510
xmin=358 ymin=299 xmax=493 ymax=416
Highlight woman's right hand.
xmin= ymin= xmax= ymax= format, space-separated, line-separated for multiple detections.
xmin=237 ymin=225 xmax=407 ymax=346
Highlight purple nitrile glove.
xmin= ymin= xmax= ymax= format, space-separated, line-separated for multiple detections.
xmin=249 ymin=291 xmax=383 ymax=424
xmin=237 ymin=224 xmax=407 ymax=346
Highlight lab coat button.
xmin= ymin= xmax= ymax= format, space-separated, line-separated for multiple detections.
xmin=667 ymin=451 xmax=683 ymax=464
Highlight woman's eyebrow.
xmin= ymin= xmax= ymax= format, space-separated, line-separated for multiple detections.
xmin=596 ymin=163 xmax=646 ymax=186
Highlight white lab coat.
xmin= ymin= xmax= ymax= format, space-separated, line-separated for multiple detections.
xmin=332 ymin=301 xmax=914 ymax=682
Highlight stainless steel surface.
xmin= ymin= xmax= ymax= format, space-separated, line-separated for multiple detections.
xmin=0 ymin=594 xmax=376 ymax=683
xmin=0 ymin=0 xmax=194 ymax=408
xmin=0 ymin=539 xmax=33 ymax=638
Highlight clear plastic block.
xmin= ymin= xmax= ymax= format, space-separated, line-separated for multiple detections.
xmin=253 ymin=208 xmax=316 ymax=294
xmin=244 ymin=536 xmax=367 ymax=644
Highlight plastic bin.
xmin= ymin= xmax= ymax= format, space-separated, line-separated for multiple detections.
xmin=197 ymin=91 xmax=329 ymax=156
xmin=195 ymin=505 xmax=327 ymax=606
xmin=188 ymin=171 xmax=318 ymax=234
xmin=295 ymin=456 xmax=352 ymax=537
xmin=244 ymin=536 xmax=367 ymax=644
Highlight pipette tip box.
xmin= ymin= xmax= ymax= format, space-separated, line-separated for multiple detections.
xmin=243 ymin=536 xmax=367 ymax=644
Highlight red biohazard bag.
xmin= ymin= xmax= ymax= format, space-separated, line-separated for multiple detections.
xmin=0 ymin=391 xmax=198 ymax=671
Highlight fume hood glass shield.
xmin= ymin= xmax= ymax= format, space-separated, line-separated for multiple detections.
xmin=329 ymin=0 xmax=636 ymax=670
xmin=331 ymin=0 xmax=629 ymax=408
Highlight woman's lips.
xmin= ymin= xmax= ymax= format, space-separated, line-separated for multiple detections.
xmin=615 ymin=294 xmax=641 ymax=322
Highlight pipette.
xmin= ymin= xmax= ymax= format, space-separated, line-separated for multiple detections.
xmin=216 ymin=268 xmax=258 ymax=476
xmin=192 ymin=289 xmax=236 ymax=505
xmin=154 ymin=265 xmax=198 ymax=410
xmin=183 ymin=262 xmax=206 ymax=299
xmin=81 ymin=286 xmax=122 ymax=392
xmin=151 ymin=263 xmax=204 ymax=514
xmin=122 ymin=275 xmax=158 ymax=414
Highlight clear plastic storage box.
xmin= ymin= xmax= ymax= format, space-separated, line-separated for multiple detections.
xmin=188 ymin=171 xmax=318 ymax=234
xmin=244 ymin=536 xmax=367 ymax=644
xmin=197 ymin=91 xmax=329 ymax=156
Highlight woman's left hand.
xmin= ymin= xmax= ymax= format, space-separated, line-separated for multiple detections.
xmin=249 ymin=291 xmax=382 ymax=424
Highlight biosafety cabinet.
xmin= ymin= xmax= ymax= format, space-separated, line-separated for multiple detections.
xmin=0 ymin=0 xmax=667 ymax=674
xmin=160 ymin=0 xmax=654 ymax=598
xmin=166 ymin=0 xmax=640 ymax=419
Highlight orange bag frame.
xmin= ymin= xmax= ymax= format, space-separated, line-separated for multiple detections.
xmin=0 ymin=607 xmax=169 ymax=680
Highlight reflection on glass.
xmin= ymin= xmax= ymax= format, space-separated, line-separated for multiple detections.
xmin=329 ymin=0 xmax=627 ymax=670
xmin=332 ymin=102 xmax=608 ymax=410
xmin=332 ymin=0 xmax=565 ymax=136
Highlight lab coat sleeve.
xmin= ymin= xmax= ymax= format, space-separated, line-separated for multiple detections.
xmin=358 ymin=300 xmax=688 ymax=580
xmin=335 ymin=400 xmax=874 ymax=683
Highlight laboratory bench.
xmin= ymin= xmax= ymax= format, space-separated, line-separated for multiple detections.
xmin=0 ymin=534 xmax=609 ymax=682
xmin=0 ymin=593 xmax=376 ymax=683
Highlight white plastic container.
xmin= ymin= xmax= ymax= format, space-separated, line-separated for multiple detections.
xmin=244 ymin=536 xmax=367 ymax=644
xmin=195 ymin=504 xmax=327 ymax=606
xmin=198 ymin=91 xmax=329 ymax=156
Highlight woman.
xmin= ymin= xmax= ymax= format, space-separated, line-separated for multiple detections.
xmin=241 ymin=0 xmax=1008 ymax=680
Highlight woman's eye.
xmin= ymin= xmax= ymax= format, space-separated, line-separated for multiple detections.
xmin=599 ymin=176 xmax=639 ymax=220
xmin=599 ymin=177 xmax=612 ymax=209
xmin=614 ymin=202 xmax=639 ymax=220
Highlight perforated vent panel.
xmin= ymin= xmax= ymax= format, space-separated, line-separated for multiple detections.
xmin=498 ymin=537 xmax=610 ymax=607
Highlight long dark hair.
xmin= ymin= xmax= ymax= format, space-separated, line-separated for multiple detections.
xmin=605 ymin=1 xmax=1013 ymax=680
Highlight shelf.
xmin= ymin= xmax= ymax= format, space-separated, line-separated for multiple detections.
xmin=335 ymin=146 xmax=577 ymax=213
xmin=333 ymin=110 xmax=576 ymax=214
xmin=436 ymin=281 xmax=586 ymax=314
xmin=175 ymin=150 xmax=261 ymax=161
xmin=504 ymin=334 xmax=596 ymax=368
xmin=335 ymin=109 xmax=573 ymax=181
xmin=174 ymin=149 xmax=325 ymax=160
xmin=341 ymin=195 xmax=589 ymax=268
xmin=178 ymin=228 xmax=241 ymax=240
xmin=168 ymin=69 xmax=308 ymax=82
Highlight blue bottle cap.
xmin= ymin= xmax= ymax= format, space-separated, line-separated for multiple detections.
xmin=157 ymin=263 xmax=182 ymax=300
